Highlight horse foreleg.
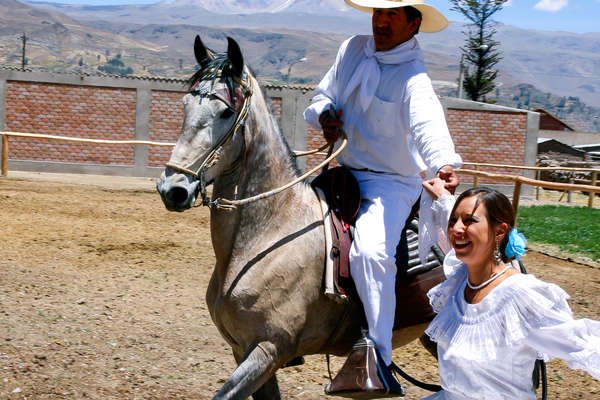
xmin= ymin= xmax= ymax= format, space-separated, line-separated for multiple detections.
xmin=213 ymin=341 xmax=280 ymax=400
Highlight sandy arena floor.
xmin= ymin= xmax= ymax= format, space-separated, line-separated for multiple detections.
xmin=1 ymin=172 xmax=599 ymax=399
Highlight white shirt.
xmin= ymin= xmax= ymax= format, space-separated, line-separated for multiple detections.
xmin=303 ymin=35 xmax=462 ymax=178
xmin=423 ymin=261 xmax=600 ymax=400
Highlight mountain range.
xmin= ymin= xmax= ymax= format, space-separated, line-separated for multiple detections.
xmin=2 ymin=0 xmax=598 ymax=131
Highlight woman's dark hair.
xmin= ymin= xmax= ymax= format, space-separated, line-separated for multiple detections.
xmin=449 ymin=187 xmax=516 ymax=262
xmin=404 ymin=6 xmax=422 ymax=36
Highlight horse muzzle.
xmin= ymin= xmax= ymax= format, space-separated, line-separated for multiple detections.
xmin=156 ymin=168 xmax=201 ymax=212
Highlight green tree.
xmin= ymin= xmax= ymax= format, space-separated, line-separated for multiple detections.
xmin=451 ymin=0 xmax=506 ymax=102
xmin=98 ymin=54 xmax=133 ymax=76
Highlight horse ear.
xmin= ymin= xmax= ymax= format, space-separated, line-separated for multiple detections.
xmin=194 ymin=35 xmax=209 ymax=66
xmin=226 ymin=37 xmax=244 ymax=77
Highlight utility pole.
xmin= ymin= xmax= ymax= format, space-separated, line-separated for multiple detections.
xmin=457 ymin=54 xmax=465 ymax=99
xmin=21 ymin=32 xmax=27 ymax=70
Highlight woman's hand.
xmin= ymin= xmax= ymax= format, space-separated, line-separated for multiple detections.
xmin=422 ymin=177 xmax=452 ymax=200
xmin=436 ymin=165 xmax=459 ymax=194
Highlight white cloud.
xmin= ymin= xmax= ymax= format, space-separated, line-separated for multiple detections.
xmin=534 ymin=0 xmax=569 ymax=12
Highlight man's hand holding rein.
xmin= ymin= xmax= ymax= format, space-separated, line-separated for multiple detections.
xmin=319 ymin=106 xmax=344 ymax=144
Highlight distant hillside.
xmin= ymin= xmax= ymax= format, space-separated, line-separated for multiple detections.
xmin=494 ymin=84 xmax=600 ymax=133
xmin=24 ymin=0 xmax=600 ymax=110
xmin=5 ymin=0 xmax=599 ymax=132
xmin=0 ymin=0 xmax=181 ymax=76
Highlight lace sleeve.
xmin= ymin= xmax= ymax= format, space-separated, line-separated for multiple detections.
xmin=427 ymin=253 xmax=465 ymax=313
xmin=526 ymin=305 xmax=600 ymax=379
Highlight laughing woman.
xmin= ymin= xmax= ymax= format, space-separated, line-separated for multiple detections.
xmin=420 ymin=181 xmax=600 ymax=400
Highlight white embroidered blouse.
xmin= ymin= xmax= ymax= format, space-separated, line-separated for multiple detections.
xmin=422 ymin=255 xmax=600 ymax=400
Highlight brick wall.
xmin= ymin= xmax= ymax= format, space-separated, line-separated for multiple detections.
xmin=447 ymin=109 xmax=528 ymax=183
xmin=270 ymin=97 xmax=282 ymax=125
xmin=0 ymin=72 xmax=535 ymax=179
xmin=305 ymin=108 xmax=529 ymax=178
xmin=5 ymin=81 xmax=136 ymax=165
xmin=148 ymin=90 xmax=184 ymax=167
xmin=307 ymin=125 xmax=331 ymax=170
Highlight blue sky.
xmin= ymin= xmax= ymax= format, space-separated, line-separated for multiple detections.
xmin=26 ymin=0 xmax=600 ymax=34
xmin=430 ymin=0 xmax=600 ymax=34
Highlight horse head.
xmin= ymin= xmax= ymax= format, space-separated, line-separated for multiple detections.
xmin=157 ymin=35 xmax=252 ymax=212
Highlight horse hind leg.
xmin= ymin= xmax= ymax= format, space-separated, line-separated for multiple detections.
xmin=419 ymin=333 xmax=438 ymax=360
xmin=252 ymin=375 xmax=280 ymax=400
xmin=213 ymin=341 xmax=281 ymax=400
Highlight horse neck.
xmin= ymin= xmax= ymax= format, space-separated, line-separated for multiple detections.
xmin=210 ymin=76 xmax=307 ymax=263
xmin=240 ymin=78 xmax=300 ymax=201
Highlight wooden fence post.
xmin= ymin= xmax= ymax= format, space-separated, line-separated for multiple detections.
xmin=512 ymin=180 xmax=522 ymax=227
xmin=473 ymin=165 xmax=479 ymax=187
xmin=568 ymin=178 xmax=573 ymax=203
xmin=1 ymin=135 xmax=7 ymax=177
xmin=589 ymin=171 xmax=598 ymax=208
xmin=535 ymin=170 xmax=541 ymax=200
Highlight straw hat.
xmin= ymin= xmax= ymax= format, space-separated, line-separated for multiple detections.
xmin=345 ymin=0 xmax=449 ymax=33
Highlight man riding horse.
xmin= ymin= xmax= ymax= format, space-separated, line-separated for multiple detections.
xmin=304 ymin=0 xmax=462 ymax=394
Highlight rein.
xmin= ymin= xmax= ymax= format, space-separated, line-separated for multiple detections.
xmin=167 ymin=70 xmax=348 ymax=211
xmin=208 ymin=137 xmax=346 ymax=211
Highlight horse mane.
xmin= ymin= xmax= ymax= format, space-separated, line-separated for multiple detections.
xmin=188 ymin=49 xmax=228 ymax=90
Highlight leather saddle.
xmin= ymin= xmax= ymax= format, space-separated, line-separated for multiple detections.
xmin=312 ymin=166 xmax=446 ymax=330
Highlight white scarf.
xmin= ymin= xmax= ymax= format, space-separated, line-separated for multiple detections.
xmin=341 ymin=36 xmax=424 ymax=111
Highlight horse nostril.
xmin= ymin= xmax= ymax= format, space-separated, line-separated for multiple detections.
xmin=167 ymin=186 xmax=190 ymax=205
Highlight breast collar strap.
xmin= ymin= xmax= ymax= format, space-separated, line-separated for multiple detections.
xmin=166 ymin=74 xmax=253 ymax=207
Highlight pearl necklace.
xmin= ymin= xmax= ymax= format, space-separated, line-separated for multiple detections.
xmin=466 ymin=264 xmax=512 ymax=290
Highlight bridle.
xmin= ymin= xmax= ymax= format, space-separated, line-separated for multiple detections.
xmin=166 ymin=69 xmax=347 ymax=212
xmin=166 ymin=71 xmax=253 ymax=208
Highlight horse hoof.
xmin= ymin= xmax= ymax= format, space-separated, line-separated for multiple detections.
xmin=283 ymin=356 xmax=305 ymax=368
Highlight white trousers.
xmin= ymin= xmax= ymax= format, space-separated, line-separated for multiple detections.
xmin=349 ymin=170 xmax=422 ymax=366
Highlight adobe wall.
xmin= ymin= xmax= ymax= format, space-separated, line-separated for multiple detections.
xmin=1 ymin=69 xmax=537 ymax=183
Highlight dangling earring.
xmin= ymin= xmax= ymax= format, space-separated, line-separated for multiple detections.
xmin=494 ymin=241 xmax=502 ymax=265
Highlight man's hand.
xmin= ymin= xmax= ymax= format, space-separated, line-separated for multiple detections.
xmin=436 ymin=165 xmax=459 ymax=194
xmin=319 ymin=106 xmax=343 ymax=144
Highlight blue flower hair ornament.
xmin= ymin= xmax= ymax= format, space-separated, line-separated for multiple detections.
xmin=505 ymin=229 xmax=527 ymax=260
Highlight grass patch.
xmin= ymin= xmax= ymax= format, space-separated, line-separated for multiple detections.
xmin=517 ymin=205 xmax=600 ymax=261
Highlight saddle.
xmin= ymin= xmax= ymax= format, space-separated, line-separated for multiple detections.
xmin=312 ymin=167 xmax=361 ymax=300
xmin=312 ymin=167 xmax=446 ymax=328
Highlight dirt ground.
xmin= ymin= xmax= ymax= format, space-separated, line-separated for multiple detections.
xmin=1 ymin=172 xmax=599 ymax=399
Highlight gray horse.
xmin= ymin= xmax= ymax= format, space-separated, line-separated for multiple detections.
xmin=156 ymin=36 xmax=432 ymax=399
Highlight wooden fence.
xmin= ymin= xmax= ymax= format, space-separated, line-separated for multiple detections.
xmin=459 ymin=162 xmax=600 ymax=225
xmin=0 ymin=131 xmax=174 ymax=177
xmin=2 ymin=132 xmax=600 ymax=219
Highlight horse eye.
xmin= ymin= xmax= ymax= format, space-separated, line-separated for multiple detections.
xmin=220 ymin=108 xmax=234 ymax=119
